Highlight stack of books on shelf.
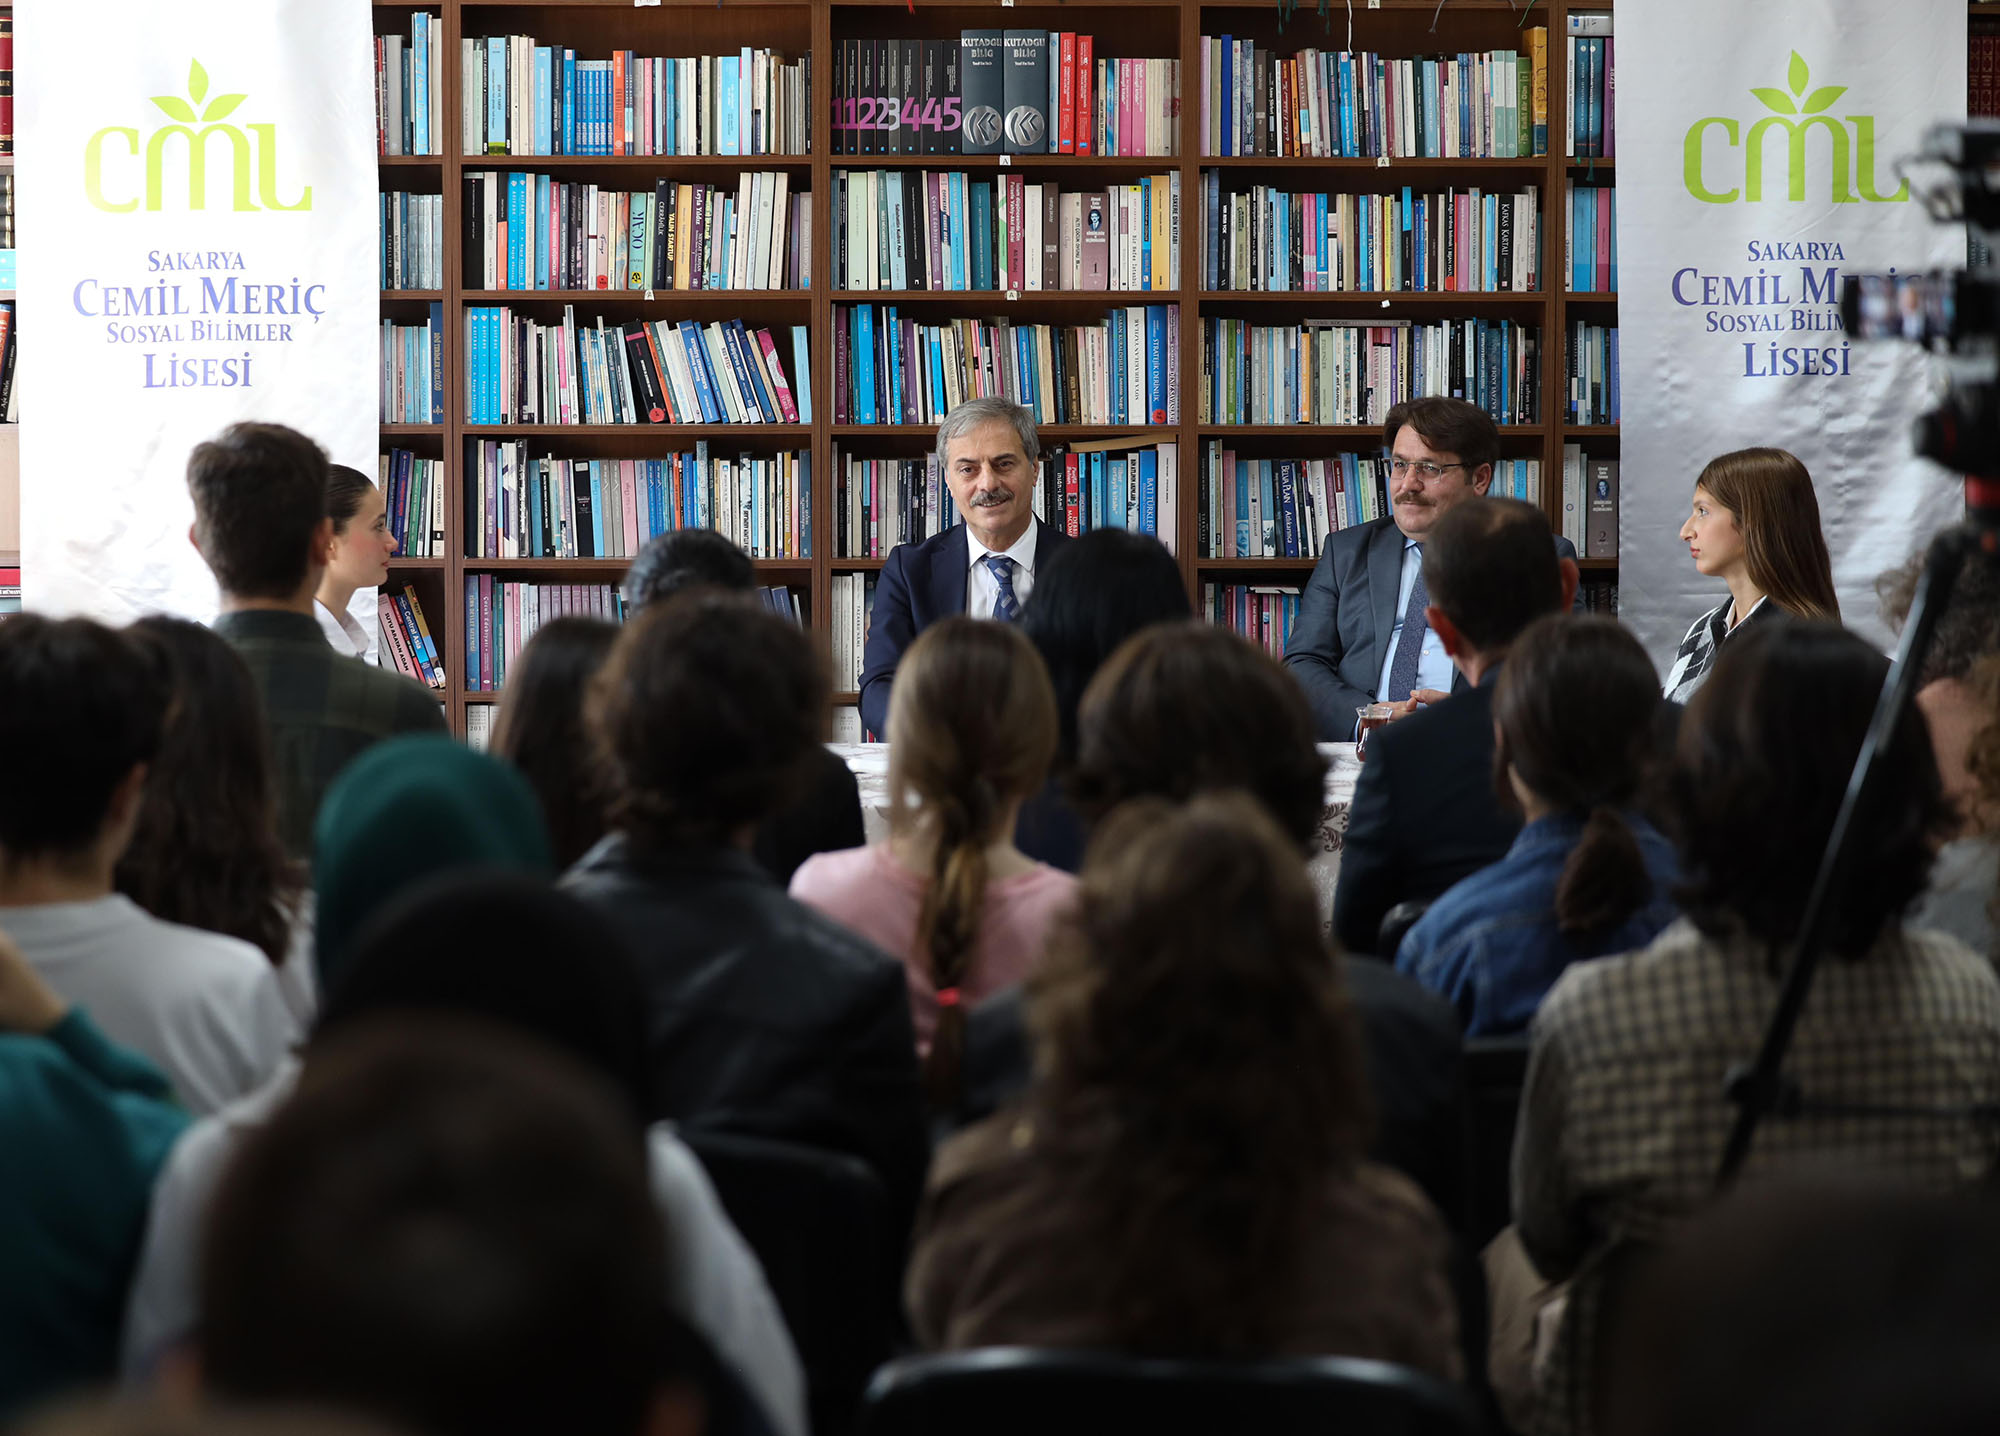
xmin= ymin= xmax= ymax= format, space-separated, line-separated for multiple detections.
xmin=381 ymin=307 xmax=443 ymax=424
xmin=377 ymin=586 xmax=445 ymax=690
xmin=1976 ymin=14 xmax=2000 ymax=118
xmin=1566 ymin=14 xmax=1613 ymax=159
xmin=377 ymin=13 xmax=444 ymax=157
xmin=463 ymin=40 xmax=810 ymax=157
xmin=830 ymin=573 xmax=878 ymax=695
xmin=1205 ymin=584 xmax=1301 ymax=658
xmin=835 ymin=304 xmax=1179 ymax=426
xmin=1580 ymin=576 xmax=1618 ymax=614
xmin=1203 ymin=179 xmax=1539 ymax=293
xmin=834 ymin=170 xmax=1178 ymax=293
xmin=1201 ymin=317 xmax=1538 ymax=427
xmin=465 ymin=579 xmax=627 ymax=693
xmin=1560 ymin=446 xmax=1620 ymax=560
xmin=465 ymin=171 xmax=808 ymax=292
xmin=467 ymin=443 xmax=811 ymax=560
xmin=834 ymin=31 xmax=1177 ymax=158
xmin=464 ymin=307 xmax=808 ymax=427
xmin=1200 ymin=36 xmax=1550 ymax=158
xmin=1566 ymin=185 xmax=1616 ymax=292
xmin=1565 ymin=322 xmax=1619 ymax=425
xmin=0 ymin=8 xmax=11 ymax=157
xmin=381 ymin=192 xmax=443 ymax=291
xmin=382 ymin=449 xmax=443 ymax=559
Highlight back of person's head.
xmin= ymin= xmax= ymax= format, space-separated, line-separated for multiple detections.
xmin=1495 ymin=615 xmax=1664 ymax=937
xmin=186 ymin=423 xmax=330 ymax=601
xmin=590 ymin=594 xmax=823 ymax=847
xmin=1421 ymin=496 xmax=1565 ymax=654
xmin=1018 ymin=530 xmax=1191 ymax=764
xmin=115 ymin=615 xmax=302 ymax=964
xmin=1695 ymin=448 xmax=1839 ymax=622
xmin=887 ymin=617 xmax=1057 ymax=1108
xmin=1383 ymin=394 xmax=1501 ymax=473
xmin=17 ymin=1401 xmax=411 ymax=1436
xmin=1606 ymin=1176 xmax=2000 ymax=1436
xmin=1025 ymin=793 xmax=1368 ymax=1354
xmin=493 ymin=617 xmax=623 ymax=869
xmin=325 ymin=465 xmax=377 ymax=536
xmin=1669 ymin=621 xmax=1950 ymax=958
xmin=0 ymin=615 xmax=167 ymax=866
xmin=316 ymin=872 xmax=655 ymax=1126
xmin=1878 ymin=543 xmax=2000 ymax=689
xmin=1069 ymin=623 xmax=1327 ymax=851
xmin=312 ymin=738 xmax=553 ymax=992
xmin=199 ymin=1019 xmax=692 ymax=1436
xmin=623 ymin=529 xmax=756 ymax=613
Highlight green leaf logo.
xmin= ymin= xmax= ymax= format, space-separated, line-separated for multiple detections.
xmin=1751 ymin=87 xmax=1797 ymax=115
xmin=1788 ymin=51 xmax=1809 ymax=96
xmin=149 ymin=59 xmax=250 ymax=125
xmin=1754 ymin=52 xmax=1845 ymax=116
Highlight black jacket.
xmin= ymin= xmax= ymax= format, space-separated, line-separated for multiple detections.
xmin=754 ymin=745 xmax=867 ymax=888
xmin=563 ymin=836 xmax=930 ymax=1228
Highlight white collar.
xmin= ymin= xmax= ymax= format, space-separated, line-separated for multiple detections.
xmin=965 ymin=518 xmax=1039 ymax=574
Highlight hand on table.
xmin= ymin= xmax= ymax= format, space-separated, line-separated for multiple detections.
xmin=0 ymin=927 xmax=66 ymax=1035
xmin=1386 ymin=689 xmax=1451 ymax=721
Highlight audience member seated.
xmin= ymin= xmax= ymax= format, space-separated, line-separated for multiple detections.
xmin=0 ymin=616 xmax=294 ymax=1114
xmin=1396 ymin=616 xmax=1681 ymax=1037
xmin=1510 ymin=620 xmax=2000 ymax=1436
xmin=624 ymin=529 xmax=864 ymax=885
xmin=189 ymin=423 xmax=444 ymax=857
xmin=195 ymin=1020 xmax=709 ymax=1436
xmin=0 ymin=927 xmax=188 ymax=1420
xmin=857 ymin=397 xmax=1068 ymax=738
xmin=1013 ymin=529 xmax=1190 ymax=871
xmin=564 ymin=596 xmax=928 ymax=1227
xmin=791 ymin=618 xmax=1076 ymax=1109
xmin=124 ymin=875 xmax=803 ymax=1436
xmin=1661 ymin=448 xmax=1838 ymax=704
xmin=310 ymin=736 xmax=552 ymax=994
xmin=908 ymin=794 xmax=1460 ymax=1379
xmin=115 ymin=617 xmax=315 ymax=1026
xmin=1334 ymin=497 xmax=1580 ymax=957
xmin=312 ymin=465 xmax=398 ymax=662
xmin=492 ymin=617 xmax=623 ymax=869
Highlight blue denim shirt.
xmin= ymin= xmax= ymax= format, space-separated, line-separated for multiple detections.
xmin=1394 ymin=812 xmax=1682 ymax=1037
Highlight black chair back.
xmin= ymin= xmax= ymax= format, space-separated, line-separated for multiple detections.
xmin=684 ymin=1129 xmax=898 ymax=1436
xmin=1377 ymin=899 xmax=1435 ymax=965
xmin=860 ymin=1347 xmax=1481 ymax=1436
xmin=1461 ymin=1035 xmax=1533 ymax=1248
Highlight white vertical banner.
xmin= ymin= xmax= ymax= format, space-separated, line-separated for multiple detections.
xmin=17 ymin=0 xmax=377 ymax=622
xmin=1616 ymin=2 xmax=1965 ymax=663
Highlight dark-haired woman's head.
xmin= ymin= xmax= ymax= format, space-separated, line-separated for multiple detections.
xmin=1669 ymin=621 xmax=1951 ymax=957
xmin=494 ymin=618 xmax=623 ymax=868
xmin=1070 ymin=623 xmax=1327 ymax=852
xmin=115 ymin=615 xmax=304 ymax=965
xmin=320 ymin=466 xmax=396 ymax=597
xmin=1019 ymin=530 xmax=1191 ymax=764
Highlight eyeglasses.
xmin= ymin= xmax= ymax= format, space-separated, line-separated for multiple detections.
xmin=1388 ymin=459 xmax=1470 ymax=480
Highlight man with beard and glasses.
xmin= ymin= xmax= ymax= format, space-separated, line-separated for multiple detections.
xmin=858 ymin=398 xmax=1069 ymax=740
xmin=1283 ymin=397 xmax=1581 ymax=741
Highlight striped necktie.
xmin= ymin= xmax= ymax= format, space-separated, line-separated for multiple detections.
xmin=985 ymin=554 xmax=1020 ymax=623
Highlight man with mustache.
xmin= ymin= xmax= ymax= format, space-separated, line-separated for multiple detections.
xmin=1283 ymin=397 xmax=1580 ymax=740
xmin=858 ymin=398 xmax=1068 ymax=739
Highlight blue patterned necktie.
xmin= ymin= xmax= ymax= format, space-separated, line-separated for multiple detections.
xmin=985 ymin=554 xmax=1020 ymax=623
xmin=1384 ymin=545 xmax=1429 ymax=703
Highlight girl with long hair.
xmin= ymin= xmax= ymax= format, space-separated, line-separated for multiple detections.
xmin=492 ymin=616 xmax=623 ymax=869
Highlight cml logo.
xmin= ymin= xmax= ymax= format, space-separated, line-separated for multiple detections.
xmin=1683 ymin=51 xmax=1908 ymax=205
xmin=85 ymin=60 xmax=313 ymax=214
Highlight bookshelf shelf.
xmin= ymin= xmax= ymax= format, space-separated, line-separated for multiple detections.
xmin=834 ymin=289 xmax=1185 ymax=305
xmin=1563 ymin=291 xmax=1620 ymax=304
xmin=1578 ymin=558 xmax=1619 ymax=571
xmin=382 ymin=424 xmax=446 ymax=436
xmin=460 ymin=291 xmax=812 ymax=317
xmin=386 ymin=557 xmax=449 ymax=569
xmin=382 ymin=290 xmax=446 ymax=302
xmin=831 ymin=559 xmax=890 ymax=571
xmin=1199 ymin=156 xmax=1550 ymax=171
xmin=463 ymin=153 xmax=815 ymax=171
xmin=831 ymin=424 xmax=1175 ymax=439
xmin=1565 ymin=425 xmax=1622 ymax=438
xmin=1194 ymin=557 xmax=1320 ymax=572
xmin=378 ymin=155 xmax=445 ymax=168
xmin=470 ymin=423 xmax=812 ymax=439
xmin=845 ymin=154 xmax=1180 ymax=170
xmin=1196 ymin=290 xmax=1548 ymax=307
xmin=1198 ymin=424 xmax=1546 ymax=437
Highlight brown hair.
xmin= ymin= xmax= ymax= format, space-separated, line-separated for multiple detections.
xmin=1384 ymin=395 xmax=1501 ymax=474
xmin=888 ymin=617 xmax=1057 ymax=1109
xmin=1422 ymin=496 xmax=1567 ymax=654
xmin=1494 ymin=615 xmax=1663 ymax=937
xmin=1023 ymin=792 xmax=1370 ymax=1354
xmin=1694 ymin=449 xmax=1840 ymax=622
xmin=187 ymin=422 xmax=330 ymax=600
xmin=494 ymin=617 xmax=622 ymax=868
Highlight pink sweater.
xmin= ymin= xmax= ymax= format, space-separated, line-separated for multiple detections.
xmin=790 ymin=844 xmax=1079 ymax=1053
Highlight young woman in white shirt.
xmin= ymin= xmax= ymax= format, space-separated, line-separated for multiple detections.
xmin=313 ymin=465 xmax=397 ymax=662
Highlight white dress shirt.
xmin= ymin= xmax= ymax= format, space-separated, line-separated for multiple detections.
xmin=1374 ymin=537 xmax=1456 ymax=701
xmin=964 ymin=518 xmax=1040 ymax=620
xmin=314 ymin=596 xmax=376 ymax=664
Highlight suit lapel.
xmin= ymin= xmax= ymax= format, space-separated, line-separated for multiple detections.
xmin=1030 ymin=515 xmax=1063 ymax=570
xmin=1367 ymin=520 xmax=1406 ymax=672
xmin=934 ymin=525 xmax=971 ymax=618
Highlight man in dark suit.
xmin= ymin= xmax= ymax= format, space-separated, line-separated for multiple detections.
xmin=1333 ymin=497 xmax=1580 ymax=956
xmin=1284 ymin=396 xmax=1580 ymax=740
xmin=858 ymin=397 xmax=1068 ymax=737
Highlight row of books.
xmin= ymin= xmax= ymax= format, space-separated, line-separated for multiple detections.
xmin=1566 ymin=16 xmax=1614 ymax=160
xmin=466 ymin=444 xmax=811 ymax=560
xmin=1579 ymin=577 xmax=1618 ymax=615
xmin=464 ymin=579 xmax=629 ymax=693
xmin=1205 ymin=584 xmax=1303 ymax=659
xmin=833 ymin=304 xmax=1180 ymax=427
xmin=833 ymin=170 xmax=1179 ymax=294
xmin=1973 ymin=17 xmax=2000 ymax=120
xmin=1200 ymin=318 xmax=1539 ymax=427
xmin=830 ymin=572 xmax=879 ymax=697
xmin=1566 ymin=185 xmax=1616 ymax=293
xmin=376 ymin=587 xmax=446 ymax=690
xmin=1200 ymin=37 xmax=1550 ymax=159
xmin=0 ymin=12 xmax=11 ymax=157
xmin=464 ymin=307 xmax=809 ymax=428
xmin=376 ymin=13 xmax=444 ymax=156
xmin=464 ymin=171 xmax=807 ymax=293
xmin=1559 ymin=446 xmax=1620 ymax=560
xmin=0 ymin=300 xmax=19 ymax=423
xmin=463 ymin=40 xmax=811 ymax=157
xmin=833 ymin=33 xmax=1178 ymax=157
xmin=381 ymin=191 xmax=443 ymax=292
xmin=381 ymin=449 xmax=444 ymax=559
xmin=1203 ymin=177 xmax=1540 ymax=294
xmin=0 ymin=172 xmax=14 ymax=249
xmin=1198 ymin=446 xmax=1542 ymax=559
xmin=832 ymin=439 xmax=1179 ymax=558
xmin=1566 ymin=322 xmax=1619 ymax=426
xmin=382 ymin=310 xmax=442 ymax=424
